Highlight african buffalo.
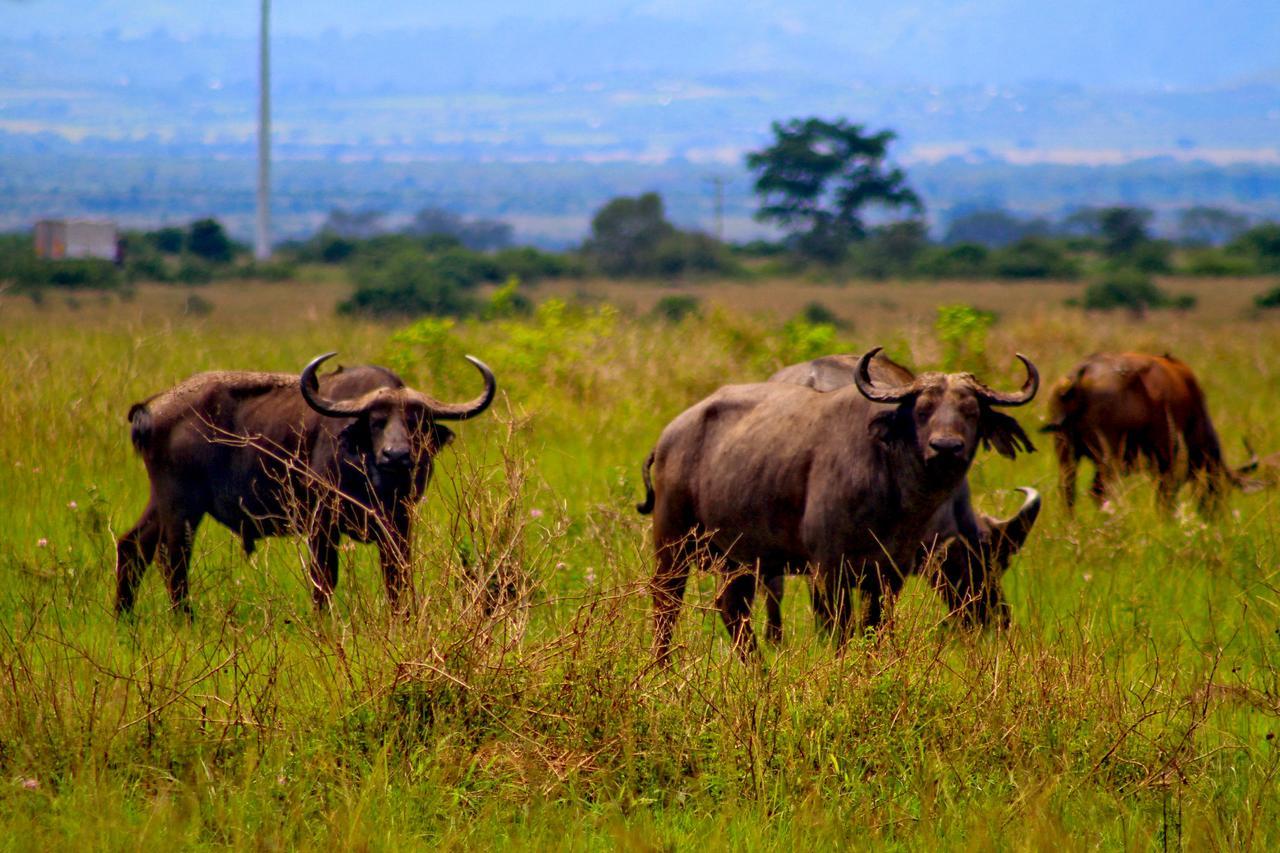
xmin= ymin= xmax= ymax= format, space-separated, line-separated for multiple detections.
xmin=1044 ymin=352 xmax=1255 ymax=512
xmin=637 ymin=347 xmax=1039 ymax=661
xmin=760 ymin=352 xmax=1042 ymax=639
xmin=115 ymin=352 xmax=496 ymax=615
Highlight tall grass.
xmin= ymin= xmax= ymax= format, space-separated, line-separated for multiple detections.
xmin=1 ymin=278 xmax=1278 ymax=848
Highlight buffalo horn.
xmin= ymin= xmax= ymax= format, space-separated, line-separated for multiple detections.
xmin=409 ymin=355 xmax=497 ymax=421
xmin=853 ymin=347 xmax=917 ymax=403
xmin=976 ymin=353 xmax=1040 ymax=407
xmin=299 ymin=352 xmax=374 ymax=418
xmin=987 ymin=486 xmax=1041 ymax=565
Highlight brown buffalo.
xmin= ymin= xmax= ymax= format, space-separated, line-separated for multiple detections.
xmin=1044 ymin=352 xmax=1256 ymax=511
xmin=637 ymin=347 xmax=1038 ymax=661
xmin=115 ymin=353 xmax=495 ymax=615
xmin=760 ymin=352 xmax=1042 ymax=639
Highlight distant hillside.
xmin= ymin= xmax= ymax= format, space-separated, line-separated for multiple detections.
xmin=4 ymin=153 xmax=1278 ymax=247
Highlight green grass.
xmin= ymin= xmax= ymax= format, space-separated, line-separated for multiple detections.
xmin=1 ymin=278 xmax=1279 ymax=849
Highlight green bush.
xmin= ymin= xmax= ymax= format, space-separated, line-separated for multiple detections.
xmin=990 ymin=238 xmax=1079 ymax=279
xmin=187 ymin=218 xmax=234 ymax=264
xmin=174 ymin=259 xmax=214 ymax=285
xmin=935 ymin=303 xmax=996 ymax=371
xmin=339 ymin=249 xmax=480 ymax=318
xmin=493 ymin=247 xmax=580 ymax=282
xmin=124 ymin=254 xmax=171 ymax=283
xmin=149 ymin=227 xmax=185 ymax=254
xmin=234 ymin=259 xmax=298 ymax=282
xmin=651 ymin=294 xmax=702 ymax=323
xmin=1078 ymin=269 xmax=1196 ymax=313
xmin=1182 ymin=248 xmax=1259 ymax=276
xmin=1228 ymin=224 xmax=1280 ymax=272
xmin=182 ymin=293 xmax=215 ymax=317
xmin=1254 ymin=286 xmax=1280 ymax=309
xmin=800 ymin=300 xmax=844 ymax=327
xmin=914 ymin=243 xmax=990 ymax=278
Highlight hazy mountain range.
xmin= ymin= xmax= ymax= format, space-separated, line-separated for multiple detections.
xmin=2 ymin=2 xmax=1278 ymax=241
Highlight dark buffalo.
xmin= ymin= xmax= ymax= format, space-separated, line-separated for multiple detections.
xmin=1044 ymin=352 xmax=1256 ymax=511
xmin=115 ymin=352 xmax=496 ymax=615
xmin=637 ymin=347 xmax=1038 ymax=661
xmin=760 ymin=352 xmax=1042 ymax=640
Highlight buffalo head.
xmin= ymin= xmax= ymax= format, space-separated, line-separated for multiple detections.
xmin=855 ymin=347 xmax=1039 ymax=477
xmin=300 ymin=352 xmax=496 ymax=473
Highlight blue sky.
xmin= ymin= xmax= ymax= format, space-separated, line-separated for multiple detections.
xmin=3 ymin=1 xmax=1278 ymax=88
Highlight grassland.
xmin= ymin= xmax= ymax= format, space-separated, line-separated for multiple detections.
xmin=1 ymin=275 xmax=1279 ymax=849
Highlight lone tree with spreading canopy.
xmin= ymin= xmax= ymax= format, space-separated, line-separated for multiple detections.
xmin=746 ymin=118 xmax=922 ymax=262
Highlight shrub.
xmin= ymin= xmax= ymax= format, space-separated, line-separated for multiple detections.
xmin=1228 ymin=224 xmax=1280 ymax=272
xmin=1254 ymin=286 xmax=1280 ymax=309
xmin=235 ymin=259 xmax=298 ymax=282
xmin=149 ymin=227 xmax=185 ymax=254
xmin=935 ymin=304 xmax=996 ymax=371
xmin=990 ymin=238 xmax=1079 ymax=279
xmin=182 ymin=293 xmax=215 ymax=317
xmin=125 ymin=254 xmax=171 ymax=283
xmin=800 ymin=300 xmax=844 ymax=327
xmin=174 ymin=259 xmax=214 ymax=285
xmin=1078 ymin=269 xmax=1196 ymax=314
xmin=914 ymin=243 xmax=990 ymax=278
xmin=1182 ymin=248 xmax=1258 ymax=276
xmin=493 ymin=246 xmax=580 ymax=282
xmin=485 ymin=276 xmax=533 ymax=319
xmin=187 ymin=218 xmax=234 ymax=263
xmin=339 ymin=249 xmax=479 ymax=318
xmin=779 ymin=317 xmax=838 ymax=363
xmin=652 ymin=294 xmax=701 ymax=323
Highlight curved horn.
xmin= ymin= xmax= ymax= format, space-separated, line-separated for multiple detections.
xmin=411 ymin=355 xmax=497 ymax=421
xmin=299 ymin=352 xmax=378 ymax=418
xmin=853 ymin=347 xmax=917 ymax=404
xmin=987 ymin=486 xmax=1041 ymax=567
xmin=977 ymin=353 xmax=1040 ymax=407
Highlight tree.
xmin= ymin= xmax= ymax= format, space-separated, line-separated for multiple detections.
xmin=1097 ymin=206 xmax=1153 ymax=257
xmin=322 ymin=208 xmax=386 ymax=240
xmin=745 ymin=118 xmax=921 ymax=261
xmin=409 ymin=208 xmax=513 ymax=251
xmin=1177 ymin=206 xmax=1249 ymax=246
xmin=944 ymin=208 xmax=1048 ymax=247
xmin=582 ymin=192 xmax=676 ymax=275
xmin=187 ymin=218 xmax=233 ymax=263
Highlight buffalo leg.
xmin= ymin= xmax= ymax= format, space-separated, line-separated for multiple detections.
xmin=762 ymin=573 xmax=785 ymax=645
xmin=861 ymin=563 xmax=905 ymax=636
xmin=813 ymin=565 xmax=858 ymax=643
xmin=307 ymin=530 xmax=340 ymax=610
xmin=715 ymin=570 xmax=758 ymax=659
xmin=377 ymin=517 xmax=415 ymax=614
xmin=651 ymin=537 xmax=694 ymax=665
xmin=115 ymin=503 xmax=160 ymax=615
xmin=1054 ymin=434 xmax=1078 ymax=511
xmin=157 ymin=515 xmax=200 ymax=617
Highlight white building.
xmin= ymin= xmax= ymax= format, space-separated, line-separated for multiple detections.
xmin=34 ymin=220 xmax=119 ymax=261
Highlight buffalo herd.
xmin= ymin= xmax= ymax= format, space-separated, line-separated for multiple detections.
xmin=115 ymin=344 xmax=1260 ymax=662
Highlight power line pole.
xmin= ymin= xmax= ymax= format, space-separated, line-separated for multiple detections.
xmin=705 ymin=175 xmax=728 ymax=243
xmin=254 ymin=0 xmax=271 ymax=260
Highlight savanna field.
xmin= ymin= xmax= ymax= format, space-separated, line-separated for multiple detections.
xmin=2 ymin=275 xmax=1279 ymax=849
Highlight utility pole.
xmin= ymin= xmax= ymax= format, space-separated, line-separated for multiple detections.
xmin=254 ymin=0 xmax=271 ymax=260
xmin=705 ymin=175 xmax=728 ymax=243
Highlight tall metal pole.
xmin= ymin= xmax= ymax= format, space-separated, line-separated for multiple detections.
xmin=254 ymin=0 xmax=271 ymax=260
xmin=706 ymin=175 xmax=728 ymax=243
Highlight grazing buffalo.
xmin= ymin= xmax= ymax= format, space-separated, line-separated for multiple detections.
xmin=115 ymin=352 xmax=496 ymax=615
xmin=760 ymin=352 xmax=1042 ymax=639
xmin=1043 ymin=352 xmax=1256 ymax=511
xmin=637 ymin=347 xmax=1039 ymax=661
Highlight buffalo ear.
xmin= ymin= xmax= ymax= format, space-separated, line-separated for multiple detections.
xmin=428 ymin=423 xmax=456 ymax=451
xmin=980 ymin=410 xmax=1035 ymax=459
xmin=868 ymin=408 xmax=908 ymax=445
xmin=338 ymin=419 xmax=368 ymax=455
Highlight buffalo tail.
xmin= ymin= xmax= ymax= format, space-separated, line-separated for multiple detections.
xmin=636 ymin=450 xmax=656 ymax=514
xmin=128 ymin=402 xmax=152 ymax=453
